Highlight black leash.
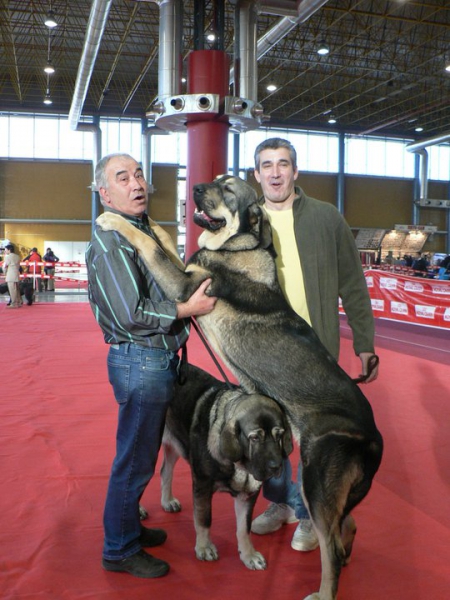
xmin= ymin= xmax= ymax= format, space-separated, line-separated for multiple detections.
xmin=352 ymin=354 xmax=380 ymax=384
xmin=181 ymin=317 xmax=234 ymax=390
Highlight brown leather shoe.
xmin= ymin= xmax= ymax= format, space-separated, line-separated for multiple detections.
xmin=102 ymin=549 xmax=169 ymax=578
xmin=139 ymin=526 xmax=167 ymax=547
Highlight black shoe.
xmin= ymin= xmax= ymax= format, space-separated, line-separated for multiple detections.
xmin=139 ymin=526 xmax=167 ymax=547
xmin=102 ymin=549 xmax=169 ymax=578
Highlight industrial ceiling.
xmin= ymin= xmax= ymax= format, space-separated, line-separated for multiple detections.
xmin=1 ymin=0 xmax=449 ymax=138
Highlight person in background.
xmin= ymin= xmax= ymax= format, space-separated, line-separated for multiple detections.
xmin=86 ymin=153 xmax=216 ymax=579
xmin=43 ymin=247 xmax=59 ymax=291
xmin=438 ymin=255 xmax=450 ymax=280
xmin=403 ymin=254 xmax=413 ymax=267
xmin=25 ymin=247 xmax=44 ymax=292
xmin=250 ymin=137 xmax=378 ymax=552
xmin=3 ymin=244 xmax=22 ymax=308
xmin=411 ymin=252 xmax=428 ymax=277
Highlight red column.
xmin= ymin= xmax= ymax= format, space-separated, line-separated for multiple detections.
xmin=185 ymin=50 xmax=230 ymax=257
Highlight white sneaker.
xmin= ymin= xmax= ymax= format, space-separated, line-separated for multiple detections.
xmin=251 ymin=503 xmax=299 ymax=535
xmin=291 ymin=519 xmax=319 ymax=551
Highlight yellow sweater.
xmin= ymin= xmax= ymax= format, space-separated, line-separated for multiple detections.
xmin=265 ymin=207 xmax=311 ymax=325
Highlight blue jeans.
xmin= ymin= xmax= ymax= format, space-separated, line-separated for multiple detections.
xmin=103 ymin=343 xmax=179 ymax=560
xmin=262 ymin=457 xmax=309 ymax=519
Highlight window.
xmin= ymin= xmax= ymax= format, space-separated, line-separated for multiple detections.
xmin=345 ymin=135 xmax=416 ymax=178
xmin=9 ymin=115 xmax=34 ymax=157
xmin=101 ymin=118 xmax=141 ymax=157
xmin=35 ymin=118 xmax=60 ymax=158
xmin=0 ymin=112 xmax=448 ymax=182
xmin=429 ymin=144 xmax=450 ymax=181
xmin=59 ymin=119 xmax=89 ymax=159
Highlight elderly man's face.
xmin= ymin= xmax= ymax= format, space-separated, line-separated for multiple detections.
xmin=99 ymin=155 xmax=148 ymax=217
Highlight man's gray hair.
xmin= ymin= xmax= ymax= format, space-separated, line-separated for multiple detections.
xmin=254 ymin=137 xmax=297 ymax=171
xmin=95 ymin=153 xmax=137 ymax=189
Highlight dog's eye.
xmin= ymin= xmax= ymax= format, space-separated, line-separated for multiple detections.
xmin=248 ymin=433 xmax=260 ymax=443
xmin=273 ymin=428 xmax=285 ymax=442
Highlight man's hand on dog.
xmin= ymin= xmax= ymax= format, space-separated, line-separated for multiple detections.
xmin=177 ymin=278 xmax=217 ymax=319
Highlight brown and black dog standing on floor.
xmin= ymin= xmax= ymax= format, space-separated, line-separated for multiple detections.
xmin=158 ymin=363 xmax=293 ymax=570
xmin=97 ymin=175 xmax=383 ymax=600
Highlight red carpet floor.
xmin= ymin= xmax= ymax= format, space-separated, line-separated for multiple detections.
xmin=1 ymin=303 xmax=449 ymax=600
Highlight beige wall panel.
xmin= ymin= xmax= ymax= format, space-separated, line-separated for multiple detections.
xmin=422 ymin=236 xmax=445 ymax=254
xmin=344 ymin=176 xmax=414 ymax=228
xmin=298 ymin=173 xmax=337 ymax=206
xmin=0 ymin=160 xmax=92 ymax=220
xmin=424 ymin=181 xmax=448 ymax=231
xmin=147 ymin=165 xmax=178 ymax=246
xmin=148 ymin=165 xmax=178 ymax=222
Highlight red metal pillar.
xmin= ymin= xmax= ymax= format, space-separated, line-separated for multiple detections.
xmin=185 ymin=50 xmax=230 ymax=257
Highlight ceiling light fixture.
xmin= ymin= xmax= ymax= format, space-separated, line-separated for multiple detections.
xmin=328 ymin=115 xmax=337 ymax=124
xmin=317 ymin=41 xmax=330 ymax=56
xmin=266 ymin=84 xmax=277 ymax=92
xmin=415 ymin=126 xmax=423 ymax=132
xmin=445 ymin=64 xmax=450 ymax=73
xmin=43 ymin=91 xmax=52 ymax=105
xmin=44 ymin=60 xmax=55 ymax=75
xmin=206 ymin=32 xmax=216 ymax=42
xmin=44 ymin=10 xmax=58 ymax=28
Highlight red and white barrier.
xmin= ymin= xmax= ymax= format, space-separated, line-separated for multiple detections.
xmin=0 ymin=261 xmax=87 ymax=286
xmin=340 ymin=269 xmax=450 ymax=329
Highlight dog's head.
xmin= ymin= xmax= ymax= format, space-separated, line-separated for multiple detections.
xmin=219 ymin=393 xmax=293 ymax=482
xmin=193 ymin=175 xmax=272 ymax=251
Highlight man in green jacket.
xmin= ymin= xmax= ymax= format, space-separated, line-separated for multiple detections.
xmin=251 ymin=137 xmax=379 ymax=551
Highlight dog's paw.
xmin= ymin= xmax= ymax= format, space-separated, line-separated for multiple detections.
xmin=303 ymin=594 xmax=321 ymax=600
xmin=96 ymin=212 xmax=124 ymax=232
xmin=195 ymin=542 xmax=219 ymax=562
xmin=161 ymin=498 xmax=182 ymax=513
xmin=240 ymin=550 xmax=267 ymax=570
xmin=139 ymin=504 xmax=148 ymax=520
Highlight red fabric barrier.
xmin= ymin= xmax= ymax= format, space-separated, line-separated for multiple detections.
xmin=340 ymin=269 xmax=450 ymax=329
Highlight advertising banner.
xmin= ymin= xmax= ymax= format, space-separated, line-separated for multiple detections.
xmin=340 ymin=269 xmax=450 ymax=330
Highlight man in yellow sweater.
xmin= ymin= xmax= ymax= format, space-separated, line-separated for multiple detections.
xmin=251 ymin=137 xmax=378 ymax=551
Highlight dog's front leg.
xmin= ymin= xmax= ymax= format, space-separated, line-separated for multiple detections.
xmin=96 ymin=212 xmax=209 ymax=302
xmin=192 ymin=481 xmax=218 ymax=561
xmin=235 ymin=493 xmax=266 ymax=570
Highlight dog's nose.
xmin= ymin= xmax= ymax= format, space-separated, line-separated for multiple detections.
xmin=193 ymin=184 xmax=206 ymax=195
xmin=267 ymin=458 xmax=283 ymax=473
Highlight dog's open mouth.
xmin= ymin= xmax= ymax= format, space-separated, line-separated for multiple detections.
xmin=193 ymin=209 xmax=226 ymax=231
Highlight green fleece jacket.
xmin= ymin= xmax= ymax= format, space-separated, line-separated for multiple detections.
xmin=270 ymin=186 xmax=375 ymax=361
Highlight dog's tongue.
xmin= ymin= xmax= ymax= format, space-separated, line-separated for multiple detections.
xmin=196 ymin=210 xmax=214 ymax=223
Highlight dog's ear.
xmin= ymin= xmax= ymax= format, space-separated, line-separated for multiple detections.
xmin=219 ymin=421 xmax=244 ymax=463
xmin=247 ymin=203 xmax=273 ymax=249
xmin=282 ymin=426 xmax=294 ymax=457
xmin=280 ymin=412 xmax=294 ymax=456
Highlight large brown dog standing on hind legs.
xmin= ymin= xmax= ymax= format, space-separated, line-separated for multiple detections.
xmin=96 ymin=174 xmax=383 ymax=600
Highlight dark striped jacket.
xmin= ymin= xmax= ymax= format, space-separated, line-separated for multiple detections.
xmin=86 ymin=208 xmax=189 ymax=351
